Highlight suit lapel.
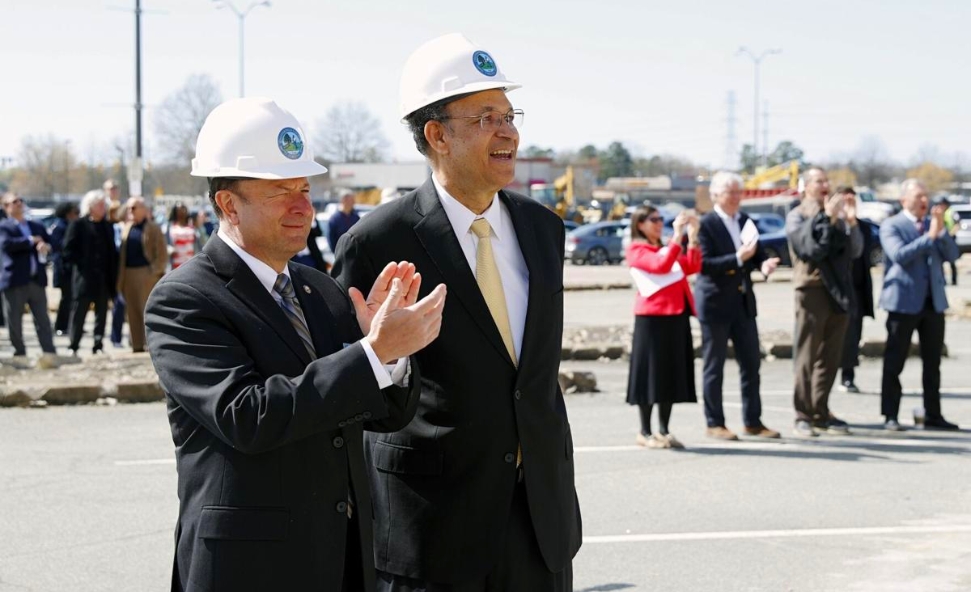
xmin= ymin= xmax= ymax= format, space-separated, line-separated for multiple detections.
xmin=206 ymin=236 xmax=314 ymax=366
xmin=289 ymin=264 xmax=340 ymax=356
xmin=411 ymin=180 xmax=517 ymax=368
xmin=502 ymin=192 xmax=544 ymax=371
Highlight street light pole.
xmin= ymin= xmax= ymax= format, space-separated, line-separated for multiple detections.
xmin=213 ymin=1 xmax=271 ymax=97
xmin=737 ymin=47 xmax=781 ymax=167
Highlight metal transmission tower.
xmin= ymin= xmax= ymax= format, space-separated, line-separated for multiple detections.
xmin=737 ymin=47 xmax=781 ymax=167
xmin=762 ymin=100 xmax=770 ymax=164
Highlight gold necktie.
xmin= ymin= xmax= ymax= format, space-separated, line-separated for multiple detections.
xmin=470 ymin=219 xmax=517 ymax=366
xmin=471 ymin=218 xmax=522 ymax=468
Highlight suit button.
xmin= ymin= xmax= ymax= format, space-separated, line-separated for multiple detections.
xmin=354 ymin=414 xmax=364 ymax=422
xmin=335 ymin=501 xmax=348 ymax=514
xmin=362 ymin=411 xmax=372 ymax=419
xmin=504 ymin=453 xmax=515 ymax=463
xmin=514 ymin=390 xmax=522 ymax=400
xmin=332 ymin=436 xmax=344 ymax=448
xmin=338 ymin=421 xmax=347 ymax=428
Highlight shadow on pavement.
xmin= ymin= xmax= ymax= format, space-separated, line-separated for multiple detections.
xmin=578 ymin=585 xmax=637 ymax=592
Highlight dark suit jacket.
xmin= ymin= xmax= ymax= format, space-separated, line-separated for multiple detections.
xmin=48 ymin=218 xmax=71 ymax=289
xmin=851 ymin=219 xmax=876 ymax=318
xmin=333 ymin=179 xmax=582 ymax=583
xmin=695 ymin=211 xmax=766 ymax=324
xmin=0 ymin=218 xmax=51 ymax=291
xmin=145 ymin=235 xmax=420 ymax=592
xmin=62 ymin=217 xmax=118 ymax=299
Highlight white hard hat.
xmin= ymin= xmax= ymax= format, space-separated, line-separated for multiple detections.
xmin=398 ymin=33 xmax=521 ymax=121
xmin=191 ymin=97 xmax=327 ymax=179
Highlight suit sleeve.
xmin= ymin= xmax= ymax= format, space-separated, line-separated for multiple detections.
xmin=935 ymin=233 xmax=960 ymax=263
xmin=332 ymin=231 xmax=421 ymax=433
xmin=698 ymin=222 xmax=739 ymax=275
xmin=787 ymin=210 xmax=845 ymax=264
xmin=0 ymin=224 xmax=32 ymax=254
xmin=146 ymin=279 xmax=394 ymax=455
xmin=880 ymin=221 xmax=935 ymax=265
xmin=61 ymin=220 xmax=81 ymax=264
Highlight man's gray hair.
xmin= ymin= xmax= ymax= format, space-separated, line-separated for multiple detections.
xmin=709 ymin=171 xmax=744 ymax=196
xmin=79 ymin=189 xmax=106 ymax=217
xmin=900 ymin=178 xmax=926 ymax=195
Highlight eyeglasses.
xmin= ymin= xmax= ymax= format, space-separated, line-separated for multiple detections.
xmin=646 ymin=216 xmax=664 ymax=223
xmin=440 ymin=109 xmax=524 ymax=131
xmin=3 ymin=198 xmax=23 ymax=206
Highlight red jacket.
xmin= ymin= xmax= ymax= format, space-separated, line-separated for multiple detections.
xmin=628 ymin=241 xmax=702 ymax=316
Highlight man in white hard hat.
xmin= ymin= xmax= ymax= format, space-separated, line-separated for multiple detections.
xmin=334 ymin=34 xmax=581 ymax=591
xmin=145 ymin=97 xmax=446 ymax=592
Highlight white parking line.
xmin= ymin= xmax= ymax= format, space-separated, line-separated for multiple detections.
xmin=584 ymin=524 xmax=971 ymax=544
xmin=115 ymin=458 xmax=175 ymax=466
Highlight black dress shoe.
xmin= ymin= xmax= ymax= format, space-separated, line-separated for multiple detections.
xmin=92 ymin=343 xmax=104 ymax=355
xmin=925 ymin=416 xmax=960 ymax=431
xmin=884 ymin=418 xmax=906 ymax=432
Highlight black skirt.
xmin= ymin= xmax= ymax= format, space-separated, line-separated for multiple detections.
xmin=626 ymin=311 xmax=697 ymax=406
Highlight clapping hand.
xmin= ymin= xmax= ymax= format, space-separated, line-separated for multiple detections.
xmin=824 ymin=193 xmax=845 ymax=224
xmin=761 ymin=257 xmax=780 ymax=276
xmin=349 ymin=262 xmax=421 ymax=335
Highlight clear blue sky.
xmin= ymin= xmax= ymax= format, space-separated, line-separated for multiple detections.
xmin=3 ymin=0 xmax=969 ymax=170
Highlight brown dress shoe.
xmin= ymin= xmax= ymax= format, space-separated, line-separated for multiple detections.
xmin=705 ymin=426 xmax=739 ymax=441
xmin=743 ymin=425 xmax=781 ymax=439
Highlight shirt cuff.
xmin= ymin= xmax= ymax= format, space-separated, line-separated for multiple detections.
xmin=735 ymin=254 xmax=744 ymax=267
xmin=360 ymin=338 xmax=393 ymax=390
xmin=359 ymin=339 xmax=410 ymax=389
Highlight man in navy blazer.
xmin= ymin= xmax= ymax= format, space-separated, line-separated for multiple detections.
xmin=695 ymin=172 xmax=781 ymax=440
xmin=879 ymin=179 xmax=960 ymax=431
xmin=0 ymin=192 xmax=58 ymax=362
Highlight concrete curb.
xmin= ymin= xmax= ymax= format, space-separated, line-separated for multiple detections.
xmin=560 ymin=339 xmax=948 ymax=362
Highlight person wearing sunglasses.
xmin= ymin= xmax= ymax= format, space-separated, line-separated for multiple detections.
xmin=626 ymin=205 xmax=702 ymax=449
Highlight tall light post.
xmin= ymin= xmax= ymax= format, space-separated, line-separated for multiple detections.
xmin=737 ymin=46 xmax=781 ymax=167
xmin=213 ymin=0 xmax=271 ymax=97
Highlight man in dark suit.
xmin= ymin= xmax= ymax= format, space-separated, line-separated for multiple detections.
xmin=334 ymin=33 xmax=581 ymax=591
xmin=695 ymin=172 xmax=781 ymax=441
xmin=62 ymin=189 xmax=119 ymax=355
xmin=838 ymin=187 xmax=876 ymax=394
xmin=145 ymin=97 xmax=446 ymax=592
xmin=0 ymin=192 xmax=59 ymax=365
xmin=878 ymin=179 xmax=960 ymax=431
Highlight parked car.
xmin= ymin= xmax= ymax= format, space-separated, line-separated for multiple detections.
xmin=565 ymin=221 xmax=627 ymax=265
xmin=563 ymin=220 xmax=580 ymax=233
xmin=949 ymin=205 xmax=971 ymax=254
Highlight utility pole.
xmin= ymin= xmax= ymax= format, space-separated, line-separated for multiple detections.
xmin=762 ymin=100 xmax=770 ymax=165
xmin=131 ymin=0 xmax=144 ymax=198
xmin=725 ymin=91 xmax=738 ymax=170
xmin=213 ymin=1 xmax=271 ymax=97
xmin=737 ymin=47 xmax=781 ymax=169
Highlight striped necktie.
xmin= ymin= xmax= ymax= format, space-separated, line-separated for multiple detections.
xmin=273 ymin=273 xmax=316 ymax=360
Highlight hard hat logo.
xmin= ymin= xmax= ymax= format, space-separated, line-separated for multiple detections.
xmin=277 ymin=127 xmax=304 ymax=160
xmin=472 ymin=51 xmax=497 ymax=77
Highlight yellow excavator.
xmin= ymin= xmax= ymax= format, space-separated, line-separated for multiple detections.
xmin=530 ymin=166 xmax=586 ymax=222
xmin=744 ymin=160 xmax=799 ymax=190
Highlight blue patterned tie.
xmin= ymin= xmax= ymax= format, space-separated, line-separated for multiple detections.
xmin=273 ymin=274 xmax=316 ymax=359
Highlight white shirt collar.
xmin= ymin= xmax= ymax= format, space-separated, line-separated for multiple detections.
xmin=713 ymin=204 xmax=739 ymax=223
xmin=901 ymin=209 xmax=919 ymax=224
xmin=217 ymin=227 xmax=290 ymax=297
xmin=432 ymin=174 xmax=505 ymax=241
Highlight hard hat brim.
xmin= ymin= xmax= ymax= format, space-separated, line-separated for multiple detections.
xmin=191 ymin=159 xmax=328 ymax=179
xmin=399 ymin=80 xmax=521 ymax=122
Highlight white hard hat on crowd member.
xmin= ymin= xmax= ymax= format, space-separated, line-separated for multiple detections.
xmin=191 ymin=97 xmax=327 ymax=179
xmin=398 ymin=33 xmax=521 ymax=121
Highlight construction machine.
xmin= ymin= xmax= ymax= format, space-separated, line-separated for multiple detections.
xmin=530 ymin=166 xmax=586 ymax=222
xmin=744 ymin=160 xmax=799 ymax=191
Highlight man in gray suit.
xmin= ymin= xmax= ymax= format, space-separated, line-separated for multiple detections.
xmin=879 ymin=178 xmax=960 ymax=431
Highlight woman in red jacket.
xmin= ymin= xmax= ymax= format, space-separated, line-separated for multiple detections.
xmin=626 ymin=206 xmax=702 ymax=449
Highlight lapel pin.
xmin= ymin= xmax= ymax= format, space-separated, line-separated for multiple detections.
xmin=303 ymin=285 xmax=312 ymax=294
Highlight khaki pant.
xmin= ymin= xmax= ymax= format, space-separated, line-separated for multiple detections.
xmin=120 ymin=266 xmax=160 ymax=352
xmin=793 ymin=286 xmax=849 ymax=423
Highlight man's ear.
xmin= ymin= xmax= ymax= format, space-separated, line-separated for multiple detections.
xmin=214 ymin=190 xmax=240 ymax=225
xmin=424 ymin=120 xmax=450 ymax=157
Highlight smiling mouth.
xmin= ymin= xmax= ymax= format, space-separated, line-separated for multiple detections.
xmin=490 ymin=150 xmax=514 ymax=160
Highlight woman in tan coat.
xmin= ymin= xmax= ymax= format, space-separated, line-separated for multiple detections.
xmin=117 ymin=197 xmax=167 ymax=352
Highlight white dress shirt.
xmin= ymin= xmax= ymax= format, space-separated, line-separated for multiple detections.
xmin=713 ymin=205 xmax=744 ymax=267
xmin=217 ymin=228 xmax=405 ymax=389
xmin=432 ymin=175 xmax=529 ymax=360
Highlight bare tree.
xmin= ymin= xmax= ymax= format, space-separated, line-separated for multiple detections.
xmin=12 ymin=135 xmax=78 ymax=198
xmin=153 ymin=74 xmax=223 ymax=164
xmin=315 ymin=101 xmax=388 ymax=163
xmin=850 ymin=136 xmax=894 ymax=188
